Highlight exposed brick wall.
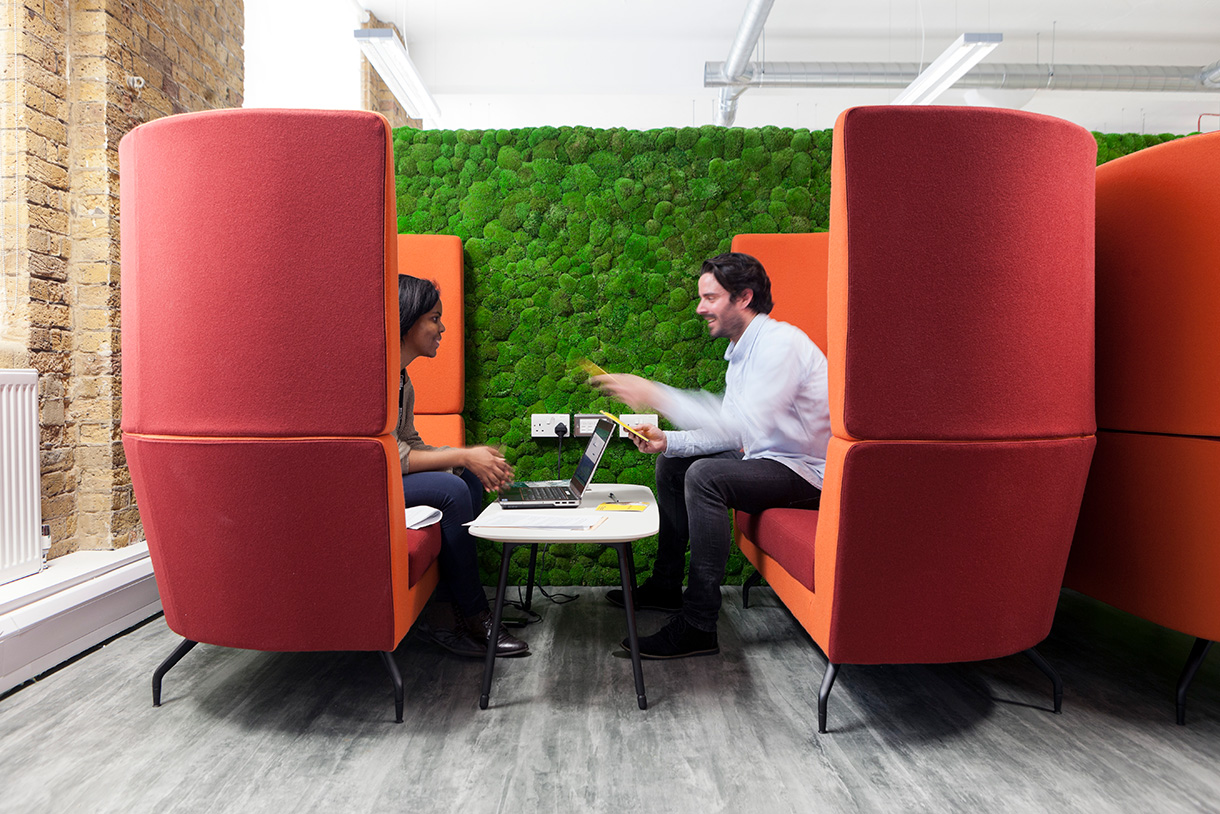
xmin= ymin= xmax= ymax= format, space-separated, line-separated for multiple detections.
xmin=5 ymin=0 xmax=75 ymax=550
xmin=360 ymin=13 xmax=420 ymax=131
xmin=1 ymin=0 xmax=242 ymax=557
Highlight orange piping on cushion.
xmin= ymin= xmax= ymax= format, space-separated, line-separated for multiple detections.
xmin=379 ymin=112 xmax=402 ymax=438
xmin=813 ymin=435 xmax=847 ymax=654
xmin=394 ymin=560 xmax=439 ymax=644
xmin=381 ymin=433 xmax=441 ymax=641
xmin=124 ymin=432 xmax=397 ymax=443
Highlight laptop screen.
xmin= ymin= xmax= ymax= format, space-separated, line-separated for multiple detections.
xmin=570 ymin=418 xmax=614 ymax=495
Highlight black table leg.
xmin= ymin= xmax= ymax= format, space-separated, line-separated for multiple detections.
xmin=524 ymin=543 xmax=540 ymax=610
xmin=480 ymin=542 xmax=517 ymax=709
xmin=615 ymin=542 xmax=647 ymax=710
xmin=624 ymin=541 xmax=639 ymax=592
xmin=1177 ymin=637 xmax=1213 ymax=725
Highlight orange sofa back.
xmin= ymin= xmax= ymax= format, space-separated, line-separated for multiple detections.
xmin=397 ymin=233 xmax=465 ymax=447
xmin=729 ymin=232 xmax=829 ymax=356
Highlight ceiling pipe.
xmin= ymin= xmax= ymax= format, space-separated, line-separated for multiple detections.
xmin=705 ymin=60 xmax=1220 ymax=93
xmin=1202 ymin=59 xmax=1220 ymax=88
xmin=715 ymin=0 xmax=777 ymax=126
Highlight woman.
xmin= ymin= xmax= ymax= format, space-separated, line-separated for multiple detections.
xmin=397 ymin=274 xmax=528 ymax=657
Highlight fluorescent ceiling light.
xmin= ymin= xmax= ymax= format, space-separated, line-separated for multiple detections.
xmin=353 ymin=28 xmax=442 ymax=123
xmin=892 ymin=33 xmax=1003 ymax=105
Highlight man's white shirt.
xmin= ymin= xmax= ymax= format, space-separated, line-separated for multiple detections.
xmin=657 ymin=313 xmax=832 ymax=489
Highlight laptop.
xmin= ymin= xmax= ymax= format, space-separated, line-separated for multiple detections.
xmin=498 ymin=417 xmax=615 ymax=508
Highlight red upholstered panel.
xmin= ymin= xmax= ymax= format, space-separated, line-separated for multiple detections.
xmin=729 ymin=233 xmax=829 ymax=356
xmin=735 ymin=509 xmax=819 ymax=592
xmin=407 ymin=522 xmax=442 ymax=589
xmin=1067 ymin=431 xmax=1220 ymax=642
xmin=398 ymin=234 xmax=465 ymax=415
xmin=125 ymin=435 xmax=433 ymax=652
xmin=119 ymin=109 xmax=397 ymax=438
xmin=1093 ymin=131 xmax=1220 ymax=436
xmin=823 ymin=436 xmax=1095 ymax=664
xmin=413 ymin=413 xmax=466 ymax=448
xmin=831 ymin=106 xmax=1096 ymax=442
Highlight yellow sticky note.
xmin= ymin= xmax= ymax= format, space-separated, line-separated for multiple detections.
xmin=596 ymin=502 xmax=647 ymax=512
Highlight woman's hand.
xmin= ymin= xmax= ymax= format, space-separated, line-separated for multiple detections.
xmin=464 ymin=445 xmax=515 ymax=492
xmin=629 ymin=424 xmax=667 ymax=454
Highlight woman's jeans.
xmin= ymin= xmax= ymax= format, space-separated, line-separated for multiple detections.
xmin=402 ymin=468 xmax=488 ymax=617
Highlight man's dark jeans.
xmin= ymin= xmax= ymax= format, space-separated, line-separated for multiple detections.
xmin=651 ymin=451 xmax=822 ymax=632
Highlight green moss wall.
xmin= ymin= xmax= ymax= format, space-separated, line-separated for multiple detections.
xmin=392 ymin=125 xmax=1179 ymax=587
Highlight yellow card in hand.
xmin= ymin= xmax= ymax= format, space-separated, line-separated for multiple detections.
xmin=578 ymin=358 xmax=608 ymax=377
xmin=600 ymin=411 xmax=650 ymax=442
xmin=596 ymin=502 xmax=647 ymax=511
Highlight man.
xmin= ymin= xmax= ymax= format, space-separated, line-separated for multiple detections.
xmin=594 ymin=252 xmax=830 ymax=659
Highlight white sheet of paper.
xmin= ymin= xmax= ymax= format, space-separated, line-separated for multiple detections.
xmin=466 ymin=512 xmax=605 ymax=531
xmin=405 ymin=505 xmax=442 ymax=529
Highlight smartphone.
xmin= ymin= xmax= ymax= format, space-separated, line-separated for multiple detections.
xmin=600 ymin=410 xmax=651 ymax=442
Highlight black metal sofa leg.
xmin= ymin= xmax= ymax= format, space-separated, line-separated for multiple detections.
xmin=1024 ymin=647 xmax=1063 ymax=714
xmin=742 ymin=569 xmax=763 ymax=608
xmin=152 ymin=638 xmax=198 ymax=707
xmin=380 ymin=651 xmax=405 ymax=723
xmin=817 ymin=662 xmax=840 ymax=734
xmin=1177 ymin=638 xmax=1213 ymax=725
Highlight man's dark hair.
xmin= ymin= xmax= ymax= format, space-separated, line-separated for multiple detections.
xmin=398 ymin=274 xmax=441 ymax=339
xmin=700 ymin=252 xmax=773 ymax=314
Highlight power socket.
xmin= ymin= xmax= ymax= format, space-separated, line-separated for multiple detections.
xmin=531 ymin=413 xmax=569 ymax=438
xmin=616 ymin=413 xmax=659 ymax=438
xmin=572 ymin=413 xmax=604 ymax=437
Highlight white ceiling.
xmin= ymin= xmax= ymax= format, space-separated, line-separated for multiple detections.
xmin=247 ymin=0 xmax=1220 ymax=133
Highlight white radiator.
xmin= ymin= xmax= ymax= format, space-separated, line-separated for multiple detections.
xmin=1 ymin=369 xmax=42 ymax=586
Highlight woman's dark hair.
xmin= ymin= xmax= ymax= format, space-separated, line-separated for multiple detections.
xmin=700 ymin=252 xmax=773 ymax=315
xmin=398 ymin=275 xmax=441 ymax=339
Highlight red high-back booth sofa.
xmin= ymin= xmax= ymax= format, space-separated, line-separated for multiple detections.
xmin=1066 ymin=130 xmax=1220 ymax=725
xmin=120 ymin=109 xmax=443 ymax=722
xmin=732 ymin=106 xmax=1098 ymax=734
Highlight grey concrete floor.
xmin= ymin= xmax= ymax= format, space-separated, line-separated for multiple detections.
xmin=1 ymin=587 xmax=1218 ymax=813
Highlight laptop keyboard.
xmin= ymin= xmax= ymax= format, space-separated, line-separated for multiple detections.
xmin=521 ymin=485 xmax=573 ymax=500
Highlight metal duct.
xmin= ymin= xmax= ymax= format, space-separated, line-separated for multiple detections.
xmin=715 ymin=0 xmax=776 ymax=126
xmin=705 ymin=61 xmax=1220 ymax=93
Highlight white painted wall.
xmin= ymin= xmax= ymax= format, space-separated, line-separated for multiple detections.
xmin=243 ymin=0 xmax=362 ymax=111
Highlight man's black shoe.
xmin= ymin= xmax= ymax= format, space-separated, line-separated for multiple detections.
xmin=622 ymin=615 xmax=719 ymax=659
xmin=606 ymin=581 xmax=683 ymax=612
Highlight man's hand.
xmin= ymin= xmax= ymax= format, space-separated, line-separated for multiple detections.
xmin=629 ymin=424 xmax=667 ymax=454
xmin=590 ymin=373 xmax=660 ymax=412
xmin=463 ymin=445 xmax=515 ymax=492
